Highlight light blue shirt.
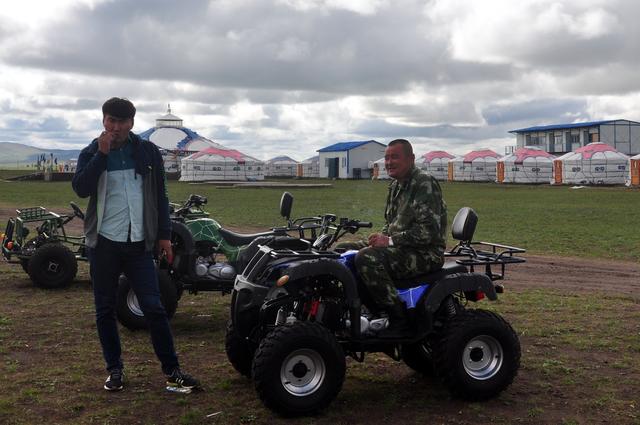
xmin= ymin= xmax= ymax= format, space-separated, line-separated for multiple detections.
xmin=98 ymin=139 xmax=145 ymax=242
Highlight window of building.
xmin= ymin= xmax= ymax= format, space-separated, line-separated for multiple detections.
xmin=528 ymin=135 xmax=544 ymax=146
xmin=341 ymin=157 xmax=347 ymax=167
xmin=570 ymin=134 xmax=580 ymax=145
xmin=554 ymin=134 xmax=562 ymax=145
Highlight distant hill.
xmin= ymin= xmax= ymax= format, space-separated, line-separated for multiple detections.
xmin=0 ymin=142 xmax=81 ymax=165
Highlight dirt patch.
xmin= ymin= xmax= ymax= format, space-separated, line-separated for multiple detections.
xmin=507 ymin=253 xmax=640 ymax=298
xmin=0 ymin=244 xmax=639 ymax=424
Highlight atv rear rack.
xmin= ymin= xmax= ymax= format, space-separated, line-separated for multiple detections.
xmin=447 ymin=241 xmax=526 ymax=281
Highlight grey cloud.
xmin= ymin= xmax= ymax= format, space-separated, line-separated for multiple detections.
xmin=365 ymin=98 xmax=482 ymax=125
xmin=37 ymin=117 xmax=69 ymax=132
xmin=354 ymin=119 xmax=510 ymax=141
xmin=0 ymin=0 xmax=514 ymax=95
xmin=482 ymin=99 xmax=589 ymax=126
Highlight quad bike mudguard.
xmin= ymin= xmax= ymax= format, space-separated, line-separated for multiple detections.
xmin=184 ymin=217 xmax=242 ymax=261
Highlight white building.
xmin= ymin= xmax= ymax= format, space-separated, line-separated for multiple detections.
xmin=317 ymin=140 xmax=386 ymax=179
xmin=369 ymin=157 xmax=389 ymax=180
xmin=265 ymin=155 xmax=298 ymax=177
xmin=139 ymin=105 xmax=259 ymax=179
xmin=497 ymin=147 xmax=555 ymax=184
xmin=448 ymin=149 xmax=501 ymax=182
xmin=509 ymin=119 xmax=640 ymax=156
xmin=180 ymin=147 xmax=264 ymax=181
xmin=553 ymin=142 xmax=629 ymax=185
xmin=139 ymin=105 xmax=227 ymax=174
xmin=296 ymin=156 xmax=320 ymax=178
xmin=419 ymin=151 xmax=455 ymax=180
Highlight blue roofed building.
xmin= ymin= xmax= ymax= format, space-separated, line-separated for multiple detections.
xmin=509 ymin=119 xmax=640 ymax=155
xmin=317 ymin=140 xmax=386 ymax=179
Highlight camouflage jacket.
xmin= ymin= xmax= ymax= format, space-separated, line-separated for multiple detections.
xmin=382 ymin=166 xmax=447 ymax=257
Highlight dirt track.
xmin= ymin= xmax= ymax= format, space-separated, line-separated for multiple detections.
xmin=506 ymin=253 xmax=640 ymax=298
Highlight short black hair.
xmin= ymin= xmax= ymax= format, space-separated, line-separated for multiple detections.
xmin=388 ymin=139 xmax=413 ymax=157
xmin=102 ymin=97 xmax=136 ymax=119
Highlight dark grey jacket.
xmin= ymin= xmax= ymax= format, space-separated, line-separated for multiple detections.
xmin=72 ymin=132 xmax=171 ymax=251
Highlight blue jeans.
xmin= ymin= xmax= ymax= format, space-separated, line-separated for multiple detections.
xmin=88 ymin=235 xmax=179 ymax=374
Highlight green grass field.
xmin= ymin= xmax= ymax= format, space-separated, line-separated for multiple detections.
xmin=1 ymin=174 xmax=639 ymax=261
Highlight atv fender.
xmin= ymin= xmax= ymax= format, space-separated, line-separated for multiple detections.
xmin=424 ymin=272 xmax=497 ymax=314
xmin=263 ymin=258 xmax=363 ymax=338
xmin=267 ymin=258 xmax=358 ymax=304
xmin=171 ymin=221 xmax=196 ymax=275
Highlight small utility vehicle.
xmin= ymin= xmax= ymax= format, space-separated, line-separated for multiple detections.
xmin=2 ymin=203 xmax=86 ymax=288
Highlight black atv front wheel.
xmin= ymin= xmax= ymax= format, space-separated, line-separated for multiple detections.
xmin=433 ymin=309 xmax=520 ymax=401
xmin=225 ymin=320 xmax=255 ymax=378
xmin=252 ymin=321 xmax=345 ymax=416
xmin=116 ymin=269 xmax=178 ymax=331
xmin=27 ymin=243 xmax=77 ymax=289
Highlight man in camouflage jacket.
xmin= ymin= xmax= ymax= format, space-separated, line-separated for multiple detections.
xmin=341 ymin=139 xmax=447 ymax=337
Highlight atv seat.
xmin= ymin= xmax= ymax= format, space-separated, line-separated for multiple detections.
xmin=393 ymin=261 xmax=467 ymax=290
xmin=218 ymin=228 xmax=275 ymax=246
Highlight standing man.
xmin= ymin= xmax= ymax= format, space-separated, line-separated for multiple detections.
xmin=341 ymin=139 xmax=448 ymax=337
xmin=73 ymin=97 xmax=199 ymax=392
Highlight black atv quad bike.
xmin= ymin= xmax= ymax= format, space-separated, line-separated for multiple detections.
xmin=226 ymin=201 xmax=525 ymax=416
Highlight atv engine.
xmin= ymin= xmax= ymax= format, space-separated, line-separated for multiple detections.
xmin=194 ymin=256 xmax=236 ymax=280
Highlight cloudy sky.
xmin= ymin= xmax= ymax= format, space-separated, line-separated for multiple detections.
xmin=1 ymin=0 xmax=639 ymax=160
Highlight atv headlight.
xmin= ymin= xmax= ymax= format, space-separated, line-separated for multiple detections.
xmin=276 ymin=275 xmax=290 ymax=287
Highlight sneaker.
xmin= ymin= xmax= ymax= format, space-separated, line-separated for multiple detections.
xmin=104 ymin=369 xmax=124 ymax=391
xmin=166 ymin=369 xmax=200 ymax=393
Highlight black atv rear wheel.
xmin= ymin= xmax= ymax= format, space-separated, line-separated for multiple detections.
xmin=252 ymin=321 xmax=345 ymax=416
xmin=116 ymin=269 xmax=178 ymax=331
xmin=401 ymin=339 xmax=436 ymax=377
xmin=225 ymin=320 xmax=255 ymax=378
xmin=433 ymin=309 xmax=520 ymax=401
xmin=27 ymin=243 xmax=77 ymax=289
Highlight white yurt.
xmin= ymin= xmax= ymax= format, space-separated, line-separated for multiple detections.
xmin=296 ymin=156 xmax=320 ymax=178
xmin=628 ymin=153 xmax=640 ymax=186
xmin=554 ymin=142 xmax=629 ymax=185
xmin=448 ymin=149 xmax=501 ymax=182
xmin=265 ymin=155 xmax=298 ymax=177
xmin=369 ymin=157 xmax=389 ymax=180
xmin=420 ymin=151 xmax=455 ymax=180
xmin=179 ymin=147 xmax=265 ymax=181
xmin=497 ymin=147 xmax=555 ymax=184
xmin=138 ymin=105 xmax=227 ymax=173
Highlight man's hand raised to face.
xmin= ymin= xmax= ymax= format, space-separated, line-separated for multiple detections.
xmin=98 ymin=131 xmax=115 ymax=155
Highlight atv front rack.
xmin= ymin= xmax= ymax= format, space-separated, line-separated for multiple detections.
xmin=16 ymin=207 xmax=62 ymax=221
xmin=446 ymin=241 xmax=525 ymax=281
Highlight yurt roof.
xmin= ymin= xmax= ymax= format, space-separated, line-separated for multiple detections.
xmin=631 ymin=153 xmax=640 ymax=160
xmin=421 ymin=150 xmax=455 ymax=162
xmin=572 ymin=142 xmax=627 ymax=160
xmin=138 ymin=106 xmax=224 ymax=152
xmin=186 ymin=147 xmax=261 ymax=163
xmin=268 ymin=155 xmax=298 ymax=164
xmin=302 ymin=155 xmax=319 ymax=163
xmin=500 ymin=147 xmax=555 ymax=164
xmin=462 ymin=149 xmax=500 ymax=163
